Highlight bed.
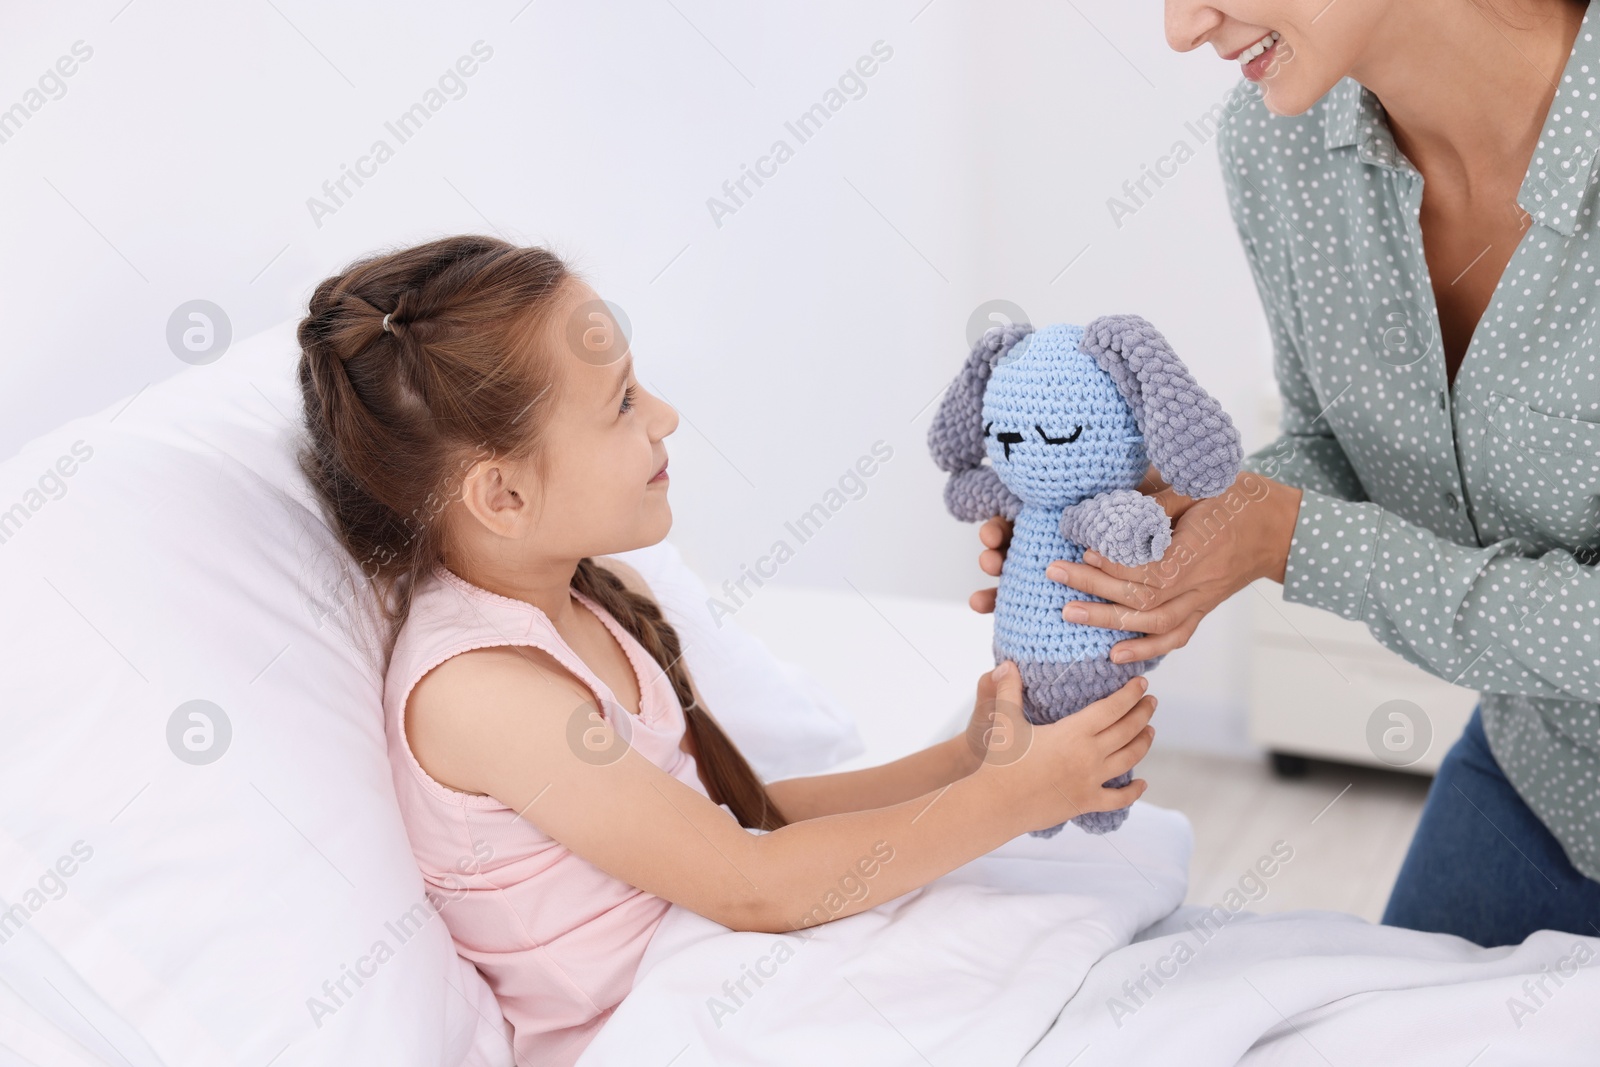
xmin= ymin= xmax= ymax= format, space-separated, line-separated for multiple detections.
xmin=2 ymin=321 xmax=1594 ymax=1066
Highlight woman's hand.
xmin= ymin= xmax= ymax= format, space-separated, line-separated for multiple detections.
xmin=970 ymin=467 xmax=1192 ymax=613
xmin=970 ymin=469 xmax=1303 ymax=665
xmin=969 ymin=514 xmax=1012 ymax=615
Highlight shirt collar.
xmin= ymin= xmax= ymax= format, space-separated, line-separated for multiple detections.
xmin=1320 ymin=3 xmax=1600 ymax=236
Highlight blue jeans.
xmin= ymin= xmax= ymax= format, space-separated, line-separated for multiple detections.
xmin=1382 ymin=706 xmax=1600 ymax=948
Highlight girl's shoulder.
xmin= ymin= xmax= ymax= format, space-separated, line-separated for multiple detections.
xmin=392 ymin=557 xmax=669 ymax=797
xmin=404 ymin=638 xmax=589 ymax=797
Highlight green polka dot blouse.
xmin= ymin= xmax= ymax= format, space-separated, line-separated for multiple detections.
xmin=1218 ymin=11 xmax=1600 ymax=881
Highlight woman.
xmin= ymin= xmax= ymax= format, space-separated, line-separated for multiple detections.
xmin=976 ymin=0 xmax=1600 ymax=948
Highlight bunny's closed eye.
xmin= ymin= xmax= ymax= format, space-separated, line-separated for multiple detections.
xmin=1038 ymin=425 xmax=1082 ymax=445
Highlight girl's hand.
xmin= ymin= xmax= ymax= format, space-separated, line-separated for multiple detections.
xmin=970 ymin=662 xmax=1155 ymax=830
xmin=1049 ymin=473 xmax=1302 ymax=664
xmin=960 ymin=659 xmax=1019 ymax=772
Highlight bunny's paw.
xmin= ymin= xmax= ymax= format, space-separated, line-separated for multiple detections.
xmin=1059 ymin=489 xmax=1172 ymax=566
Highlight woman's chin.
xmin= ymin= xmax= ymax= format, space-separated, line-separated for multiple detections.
xmin=1258 ymin=76 xmax=1327 ymax=119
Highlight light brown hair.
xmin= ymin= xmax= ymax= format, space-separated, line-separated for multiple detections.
xmin=296 ymin=234 xmax=786 ymax=831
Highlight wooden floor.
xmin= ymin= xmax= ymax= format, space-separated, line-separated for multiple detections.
xmin=1137 ymin=748 xmax=1434 ymax=923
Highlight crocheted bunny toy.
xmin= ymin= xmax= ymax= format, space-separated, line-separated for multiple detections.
xmin=928 ymin=314 xmax=1242 ymax=837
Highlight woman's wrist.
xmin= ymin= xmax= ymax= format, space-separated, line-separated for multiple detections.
xmin=1253 ymin=477 xmax=1303 ymax=585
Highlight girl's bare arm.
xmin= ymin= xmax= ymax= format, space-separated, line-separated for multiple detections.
xmin=596 ymin=554 xmax=983 ymax=822
xmin=763 ymin=735 xmax=978 ymax=822
xmin=407 ymin=645 xmax=1154 ymax=935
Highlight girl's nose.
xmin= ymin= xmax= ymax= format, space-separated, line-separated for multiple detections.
xmin=655 ymin=393 xmax=680 ymax=438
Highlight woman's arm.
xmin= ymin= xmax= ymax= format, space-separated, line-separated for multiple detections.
xmin=1042 ymin=470 xmax=1600 ymax=712
xmin=1220 ymin=113 xmax=1366 ymax=503
xmin=1231 ymin=227 xmax=1369 ymax=504
xmin=1272 ymin=489 xmax=1600 ymax=704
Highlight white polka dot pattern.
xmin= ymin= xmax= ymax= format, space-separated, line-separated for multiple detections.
xmin=1218 ymin=10 xmax=1600 ymax=880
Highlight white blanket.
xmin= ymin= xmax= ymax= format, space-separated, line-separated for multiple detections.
xmin=1031 ymin=907 xmax=1600 ymax=1066
xmin=577 ymin=802 xmax=1192 ymax=1065
xmin=578 ymin=802 xmax=1600 ymax=1066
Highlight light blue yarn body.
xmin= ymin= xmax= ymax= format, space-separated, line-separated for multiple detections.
xmin=985 ymin=325 xmax=1150 ymax=667
xmin=993 ymin=509 xmax=1130 ymax=664
xmin=984 ymin=324 xmax=1157 ymax=837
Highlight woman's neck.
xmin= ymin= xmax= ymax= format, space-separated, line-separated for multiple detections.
xmin=1354 ymin=0 xmax=1587 ymax=193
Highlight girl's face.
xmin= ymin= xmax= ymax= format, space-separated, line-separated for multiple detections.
xmin=538 ymin=279 xmax=679 ymax=557
xmin=455 ymin=278 xmax=680 ymax=566
xmin=1163 ymin=0 xmax=1387 ymax=115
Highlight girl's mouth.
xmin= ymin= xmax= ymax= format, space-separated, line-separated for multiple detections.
xmin=649 ymin=461 xmax=668 ymax=484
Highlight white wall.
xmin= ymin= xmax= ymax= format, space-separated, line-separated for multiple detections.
xmin=0 ymin=0 xmax=1274 ymax=755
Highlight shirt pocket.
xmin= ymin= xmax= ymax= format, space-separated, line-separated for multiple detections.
xmin=1483 ymin=391 xmax=1600 ymax=553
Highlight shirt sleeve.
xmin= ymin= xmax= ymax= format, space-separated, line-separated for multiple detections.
xmin=1285 ymin=491 xmax=1600 ymax=706
xmin=1231 ymin=226 xmax=1368 ymax=501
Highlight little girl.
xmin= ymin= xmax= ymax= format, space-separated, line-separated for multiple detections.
xmin=295 ymin=235 xmax=1156 ymax=1066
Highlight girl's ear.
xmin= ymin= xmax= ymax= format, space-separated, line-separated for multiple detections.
xmin=458 ymin=459 xmax=533 ymax=538
xmin=1077 ymin=314 xmax=1242 ymax=499
xmin=928 ymin=322 xmax=1034 ymax=475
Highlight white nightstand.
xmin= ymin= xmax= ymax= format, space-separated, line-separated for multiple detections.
xmin=1247 ymin=578 xmax=1477 ymax=776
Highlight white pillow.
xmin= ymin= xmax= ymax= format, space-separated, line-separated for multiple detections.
xmin=0 ymin=319 xmax=860 ymax=1066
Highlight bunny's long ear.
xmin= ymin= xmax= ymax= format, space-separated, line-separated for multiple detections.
xmin=927 ymin=323 xmax=1034 ymax=474
xmin=1078 ymin=314 xmax=1242 ymax=498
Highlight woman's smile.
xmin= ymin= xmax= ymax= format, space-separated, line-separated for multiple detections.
xmin=1233 ymin=30 xmax=1282 ymax=80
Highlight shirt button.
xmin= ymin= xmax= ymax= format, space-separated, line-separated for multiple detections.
xmin=1439 ymin=390 xmax=1448 ymax=411
xmin=1444 ymin=492 xmax=1459 ymax=510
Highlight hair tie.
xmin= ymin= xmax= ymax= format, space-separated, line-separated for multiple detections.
xmin=381 ymin=313 xmax=395 ymax=334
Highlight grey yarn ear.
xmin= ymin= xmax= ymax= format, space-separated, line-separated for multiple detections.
xmin=1078 ymin=314 xmax=1243 ymax=498
xmin=927 ymin=323 xmax=1034 ymax=475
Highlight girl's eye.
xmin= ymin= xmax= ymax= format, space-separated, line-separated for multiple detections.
xmin=620 ymin=383 xmax=638 ymax=414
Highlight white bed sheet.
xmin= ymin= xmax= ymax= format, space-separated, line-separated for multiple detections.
xmin=1038 ymin=904 xmax=1600 ymax=1065
xmin=580 ymin=804 xmax=1598 ymax=1065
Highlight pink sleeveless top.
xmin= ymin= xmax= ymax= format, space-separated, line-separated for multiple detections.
xmin=383 ymin=564 xmax=712 ymax=1067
